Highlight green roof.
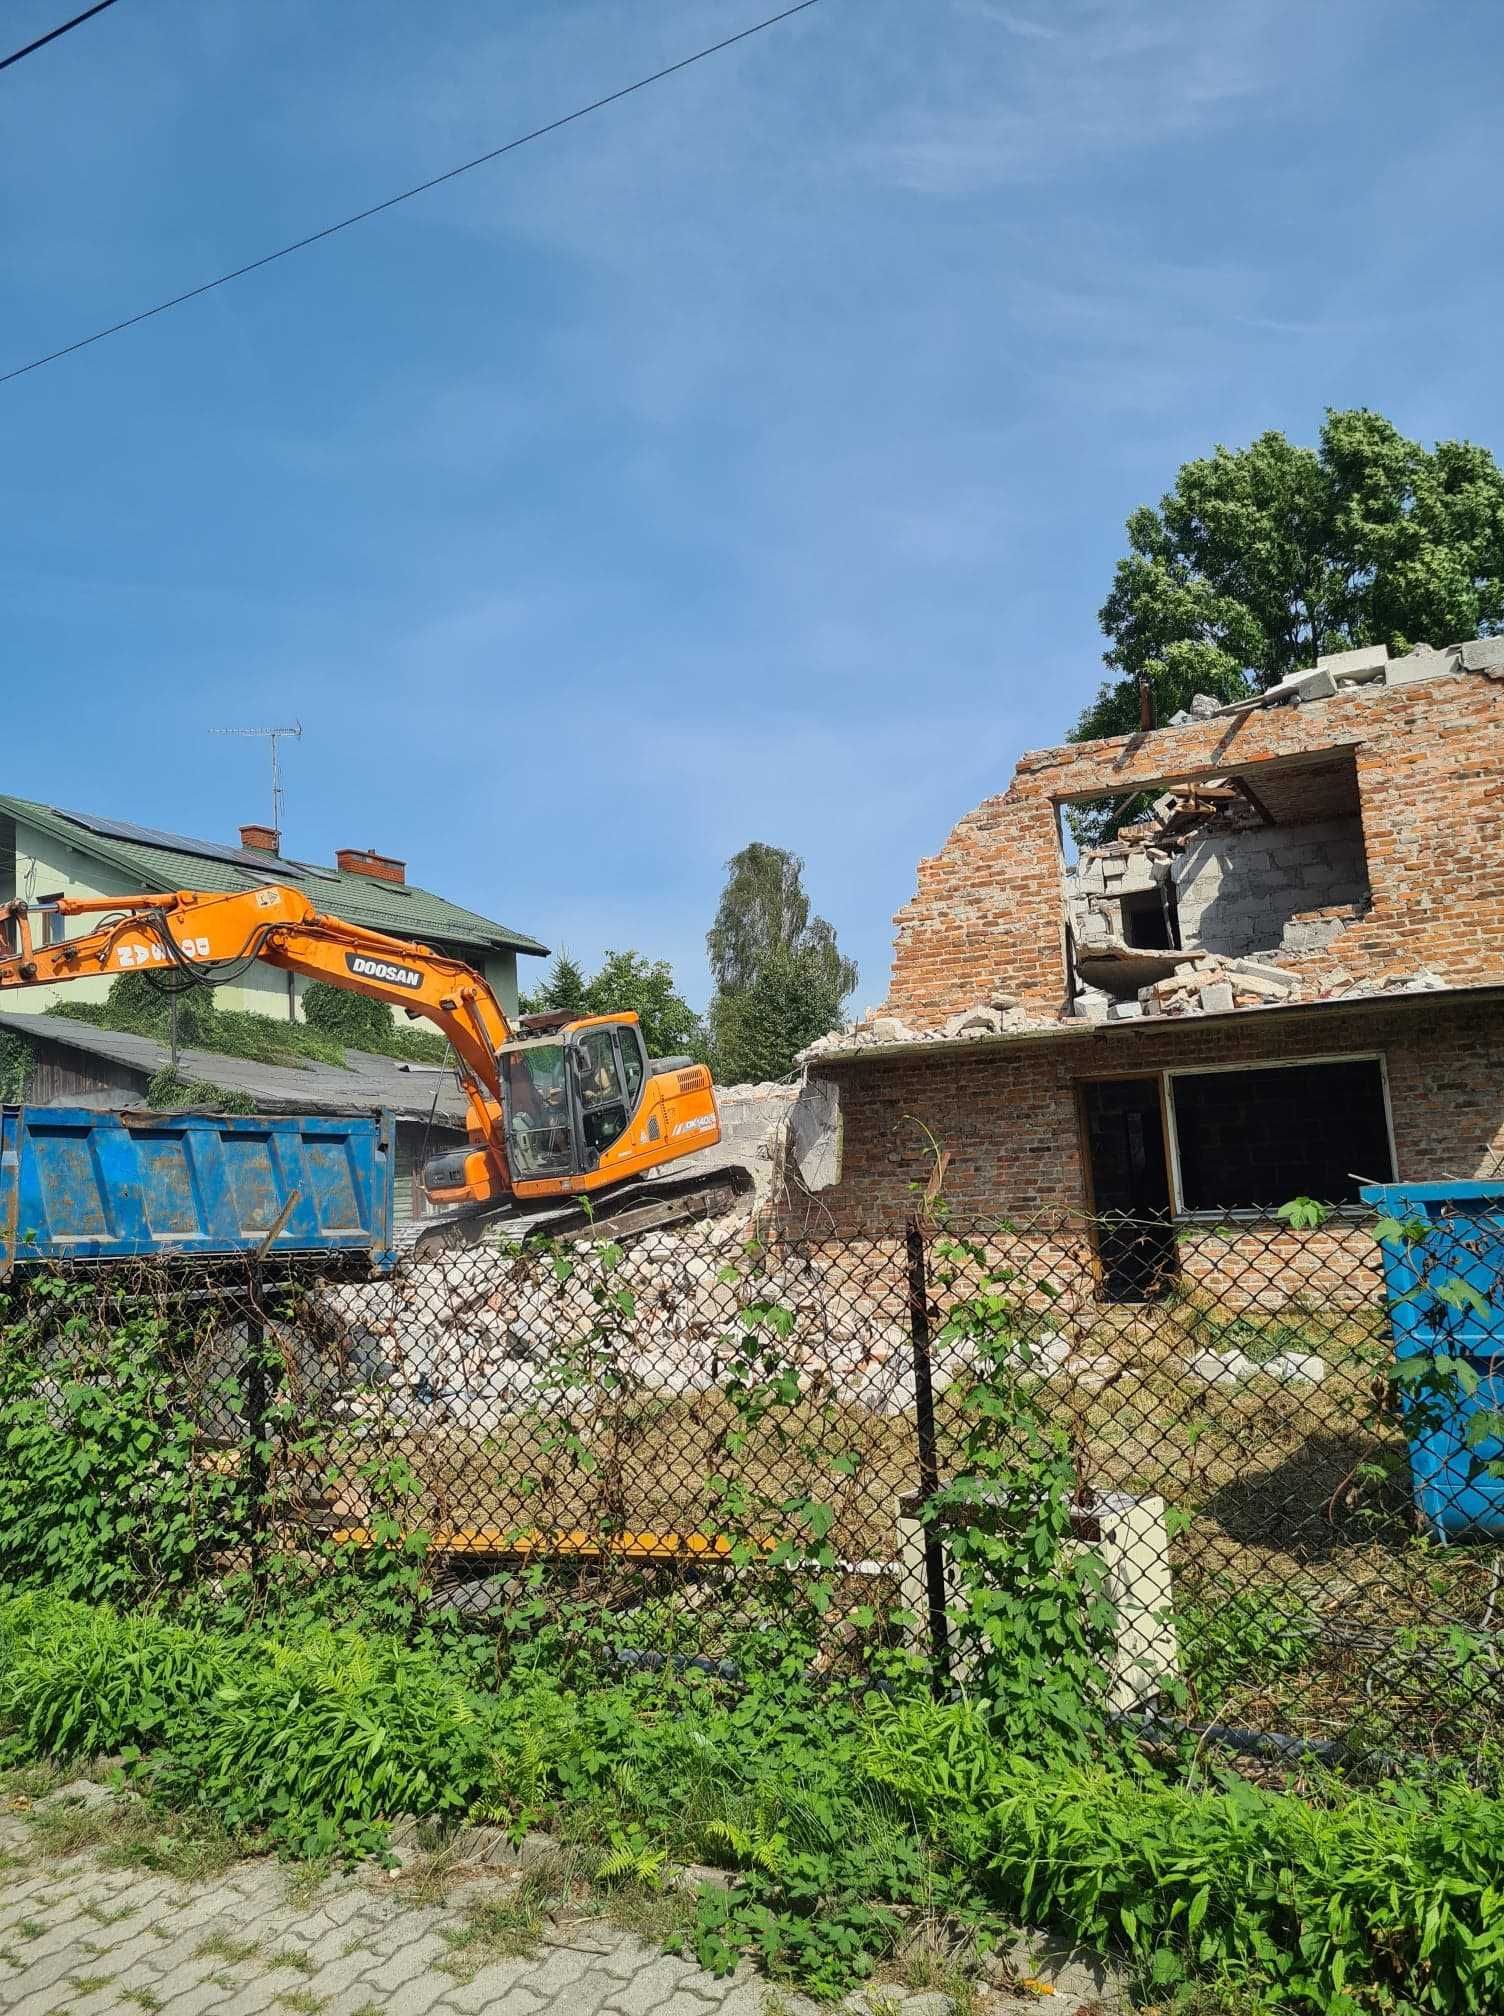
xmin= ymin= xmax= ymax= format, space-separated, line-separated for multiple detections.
xmin=0 ymin=796 xmax=548 ymax=960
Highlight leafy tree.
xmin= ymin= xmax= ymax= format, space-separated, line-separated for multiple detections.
xmin=519 ymin=951 xmax=588 ymax=1020
xmin=582 ymin=950 xmax=703 ymax=1061
xmin=520 ymin=948 xmax=704 ymax=1060
xmin=708 ymin=948 xmax=848 ymax=1085
xmin=706 ymin=844 xmax=856 ymax=1082
xmin=1072 ymin=409 xmax=1504 ymax=834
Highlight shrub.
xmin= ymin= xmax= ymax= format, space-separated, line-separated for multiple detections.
xmin=300 ymin=981 xmax=396 ymax=1050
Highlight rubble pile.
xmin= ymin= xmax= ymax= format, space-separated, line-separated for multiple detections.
xmin=801 ymin=995 xmax=1038 ymax=1059
xmin=303 ymin=1222 xmax=945 ymax=1423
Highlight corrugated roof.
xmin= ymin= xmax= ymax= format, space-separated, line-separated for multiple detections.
xmin=0 ymin=795 xmax=548 ymax=958
xmin=0 ymin=1009 xmax=470 ymax=1126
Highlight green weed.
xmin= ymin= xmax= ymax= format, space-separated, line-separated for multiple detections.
xmin=193 ymin=1932 xmax=261 ymax=1967
xmin=267 ymin=1946 xmax=317 ymax=1975
xmin=436 ymin=1871 xmax=559 ymax=1977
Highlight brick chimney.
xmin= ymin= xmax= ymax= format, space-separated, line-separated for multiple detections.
xmin=336 ymin=846 xmax=406 ymax=885
xmin=239 ymin=823 xmax=280 ymax=853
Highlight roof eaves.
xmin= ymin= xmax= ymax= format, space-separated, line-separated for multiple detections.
xmin=0 ymin=797 xmax=180 ymax=895
xmin=807 ymin=982 xmax=1504 ymax=1068
xmin=0 ymin=796 xmax=549 ymax=957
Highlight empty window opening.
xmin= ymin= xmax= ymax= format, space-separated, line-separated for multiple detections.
xmin=1062 ymin=749 xmax=1373 ymax=985
xmin=1170 ymin=1058 xmax=1394 ymax=1214
xmin=1120 ymin=886 xmax=1179 ymax=951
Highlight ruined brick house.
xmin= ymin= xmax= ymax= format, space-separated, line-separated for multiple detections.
xmin=797 ymin=635 xmax=1504 ymax=1298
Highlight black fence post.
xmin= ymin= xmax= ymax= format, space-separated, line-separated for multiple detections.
xmin=905 ymin=1216 xmax=950 ymax=1690
xmin=244 ymin=1265 xmax=270 ymax=1592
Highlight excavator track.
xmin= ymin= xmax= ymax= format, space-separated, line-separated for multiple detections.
xmin=408 ymin=1164 xmax=755 ymax=1258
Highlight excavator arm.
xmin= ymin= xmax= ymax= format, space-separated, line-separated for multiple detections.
xmin=0 ymin=883 xmax=725 ymax=1227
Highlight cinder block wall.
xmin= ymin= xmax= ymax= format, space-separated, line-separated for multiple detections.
xmin=886 ymin=670 xmax=1504 ymax=1030
xmin=1172 ymin=816 xmax=1371 ymax=957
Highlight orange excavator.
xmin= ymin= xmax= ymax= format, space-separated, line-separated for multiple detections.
xmin=0 ymin=883 xmax=745 ymax=1247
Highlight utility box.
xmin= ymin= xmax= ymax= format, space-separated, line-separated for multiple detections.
xmin=895 ymin=1486 xmax=1179 ymax=1708
xmin=1364 ymin=1181 xmax=1504 ymax=1541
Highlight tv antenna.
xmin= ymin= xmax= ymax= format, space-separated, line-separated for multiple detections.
xmin=208 ymin=721 xmax=302 ymax=841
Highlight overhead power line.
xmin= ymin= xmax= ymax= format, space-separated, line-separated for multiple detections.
xmin=1 ymin=0 xmax=826 ymax=387
xmin=1 ymin=0 xmax=121 ymax=74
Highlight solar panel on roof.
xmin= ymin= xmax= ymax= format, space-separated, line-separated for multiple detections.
xmin=54 ymin=808 xmax=307 ymax=880
xmin=285 ymin=859 xmax=340 ymax=884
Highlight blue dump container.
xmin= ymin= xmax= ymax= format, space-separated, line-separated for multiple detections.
xmin=1363 ymin=1181 xmax=1504 ymax=1541
xmin=1 ymin=1105 xmax=396 ymax=1274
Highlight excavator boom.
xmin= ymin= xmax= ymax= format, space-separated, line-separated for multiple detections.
xmin=0 ymin=883 xmax=726 ymax=1233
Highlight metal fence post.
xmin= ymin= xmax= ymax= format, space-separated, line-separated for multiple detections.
xmin=244 ymin=1266 xmax=270 ymax=1591
xmin=905 ymin=1215 xmax=950 ymax=1690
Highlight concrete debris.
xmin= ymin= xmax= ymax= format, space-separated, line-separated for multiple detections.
xmin=1188 ymin=1348 xmax=1261 ymax=1385
xmin=942 ymin=1004 xmax=1005 ymax=1037
xmin=1198 ymin=980 xmax=1236 ymax=1014
xmin=787 ymin=1074 xmax=840 ymax=1191
xmin=1264 ymin=1351 xmax=1328 ymax=1386
xmin=1461 ymin=635 xmax=1504 ymax=676
xmin=303 ymin=1232 xmax=959 ymax=1424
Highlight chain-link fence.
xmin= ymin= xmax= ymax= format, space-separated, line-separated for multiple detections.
xmin=3 ymin=1200 xmax=1501 ymax=1774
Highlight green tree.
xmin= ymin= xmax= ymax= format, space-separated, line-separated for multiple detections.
xmin=519 ymin=951 xmax=588 ymax=1019
xmin=705 ymin=844 xmax=856 ymax=1083
xmin=582 ymin=950 xmax=704 ymax=1061
xmin=1072 ymin=408 xmax=1504 ymax=832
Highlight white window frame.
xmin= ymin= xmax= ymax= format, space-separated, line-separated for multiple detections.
xmin=1161 ymin=1050 xmax=1398 ymax=1221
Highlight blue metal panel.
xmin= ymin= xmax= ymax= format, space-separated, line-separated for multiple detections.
xmin=1362 ymin=1181 xmax=1504 ymax=1541
xmin=1 ymin=1106 xmax=395 ymax=1273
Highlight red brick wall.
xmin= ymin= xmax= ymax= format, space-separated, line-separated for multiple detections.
xmin=887 ymin=670 xmax=1504 ymax=1029
xmin=806 ymin=997 xmax=1504 ymax=1241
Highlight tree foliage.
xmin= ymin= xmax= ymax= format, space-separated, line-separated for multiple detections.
xmin=706 ymin=844 xmax=856 ymax=1083
xmin=520 ymin=951 xmax=588 ymax=1021
xmin=1076 ymin=407 xmax=1504 ymax=746
xmin=522 ymin=949 xmax=704 ymax=1061
xmin=582 ymin=950 xmax=703 ymax=1060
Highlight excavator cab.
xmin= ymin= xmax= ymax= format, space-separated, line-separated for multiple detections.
xmin=422 ymin=1013 xmax=719 ymax=1212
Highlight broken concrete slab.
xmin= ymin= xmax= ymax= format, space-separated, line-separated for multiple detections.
xmin=1316 ymin=643 xmax=1389 ymax=677
xmin=1461 ymin=635 xmax=1504 ymax=673
xmin=1199 ymin=980 xmax=1236 ymax=1013
xmin=942 ymin=1005 xmax=1005 ymax=1037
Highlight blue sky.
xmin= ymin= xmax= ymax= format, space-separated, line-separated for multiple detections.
xmin=5 ymin=0 xmax=1503 ymax=1012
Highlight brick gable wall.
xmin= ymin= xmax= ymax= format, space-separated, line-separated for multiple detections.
xmin=886 ymin=670 xmax=1504 ymax=1030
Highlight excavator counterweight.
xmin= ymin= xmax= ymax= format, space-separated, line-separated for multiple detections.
xmin=0 ymin=882 xmax=739 ymax=1245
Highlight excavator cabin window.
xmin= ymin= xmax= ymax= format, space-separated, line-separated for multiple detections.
xmin=575 ymin=1027 xmax=634 ymax=1157
xmin=502 ymin=1043 xmax=573 ymax=1177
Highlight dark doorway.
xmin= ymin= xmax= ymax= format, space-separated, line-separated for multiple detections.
xmin=1081 ymin=1077 xmax=1178 ymax=1301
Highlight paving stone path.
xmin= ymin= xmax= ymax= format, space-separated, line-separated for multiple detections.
xmin=0 ymin=1790 xmax=1117 ymax=2016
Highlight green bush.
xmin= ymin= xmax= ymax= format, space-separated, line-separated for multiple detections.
xmin=862 ymin=1697 xmax=1504 ymax=2014
xmin=0 ymin=1280 xmax=252 ymax=1601
xmin=1179 ymin=1586 xmax=1317 ymax=1712
xmin=4 ymin=1590 xmax=1504 ymax=2011
xmin=300 ymin=981 xmax=397 ymax=1050
xmin=302 ymin=980 xmax=449 ymax=1064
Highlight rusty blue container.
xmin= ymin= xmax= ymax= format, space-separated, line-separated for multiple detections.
xmin=2 ymin=1105 xmax=395 ymax=1274
xmin=1363 ymin=1181 xmax=1504 ymax=1541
